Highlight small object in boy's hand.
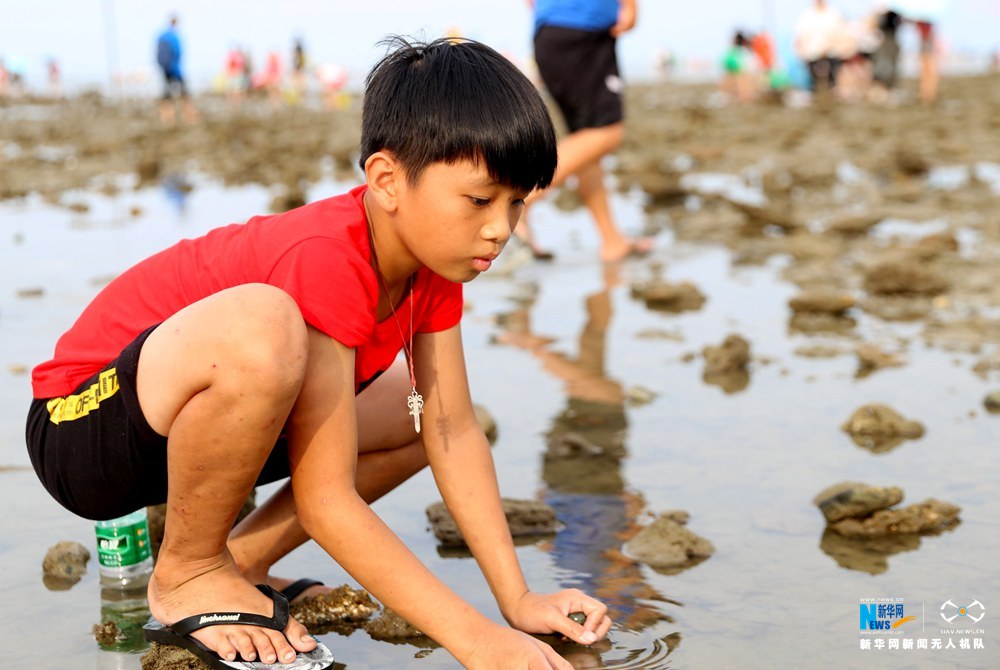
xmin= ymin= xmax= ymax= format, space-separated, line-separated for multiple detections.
xmin=568 ymin=612 xmax=587 ymax=625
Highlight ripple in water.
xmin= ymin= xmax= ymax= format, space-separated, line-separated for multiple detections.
xmin=553 ymin=625 xmax=679 ymax=670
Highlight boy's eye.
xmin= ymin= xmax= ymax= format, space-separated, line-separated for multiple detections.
xmin=512 ymin=198 xmax=526 ymax=207
xmin=469 ymin=197 xmax=490 ymax=207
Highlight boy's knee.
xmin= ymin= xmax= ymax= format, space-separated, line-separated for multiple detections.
xmin=225 ymin=285 xmax=308 ymax=389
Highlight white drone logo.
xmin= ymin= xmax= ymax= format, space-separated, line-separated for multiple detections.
xmin=940 ymin=600 xmax=985 ymax=624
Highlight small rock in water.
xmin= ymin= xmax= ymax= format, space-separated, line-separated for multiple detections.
xmin=828 ymin=499 xmax=961 ymax=538
xmin=427 ymin=498 xmax=558 ymax=547
xmin=841 ymin=403 xmax=925 ymax=452
xmin=623 ymin=513 xmax=714 ymax=572
xmin=290 ymin=584 xmax=378 ymax=629
xmin=364 ymin=608 xmax=432 ymax=642
xmin=983 ymin=391 xmax=1000 ymax=414
xmin=42 ymin=540 xmax=90 ymax=584
xmin=812 ymin=482 xmax=904 ymax=523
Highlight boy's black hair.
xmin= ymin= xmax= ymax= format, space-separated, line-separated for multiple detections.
xmin=360 ymin=37 xmax=557 ymax=193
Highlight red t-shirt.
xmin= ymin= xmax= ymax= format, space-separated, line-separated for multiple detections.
xmin=31 ymin=185 xmax=463 ymax=398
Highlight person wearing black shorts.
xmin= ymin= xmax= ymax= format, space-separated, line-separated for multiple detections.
xmin=518 ymin=0 xmax=652 ymax=263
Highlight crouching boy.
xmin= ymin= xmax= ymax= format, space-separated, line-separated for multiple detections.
xmin=26 ymin=37 xmax=612 ymax=669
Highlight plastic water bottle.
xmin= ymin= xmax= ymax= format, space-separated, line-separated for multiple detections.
xmin=95 ymin=509 xmax=153 ymax=588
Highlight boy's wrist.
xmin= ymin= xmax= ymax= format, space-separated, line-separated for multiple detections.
xmin=497 ymin=586 xmax=531 ymax=620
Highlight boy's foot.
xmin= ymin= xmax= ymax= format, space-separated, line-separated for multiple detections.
xmin=148 ymin=563 xmax=318 ymax=664
xmin=144 ymin=585 xmax=334 ymax=669
xmin=601 ymin=237 xmax=653 ymax=263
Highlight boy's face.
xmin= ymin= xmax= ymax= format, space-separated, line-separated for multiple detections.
xmin=393 ymin=159 xmax=528 ymax=283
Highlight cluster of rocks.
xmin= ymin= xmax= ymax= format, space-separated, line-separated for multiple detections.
xmin=426 ymin=498 xmax=714 ymax=575
xmin=813 ymin=482 xmax=961 ymax=574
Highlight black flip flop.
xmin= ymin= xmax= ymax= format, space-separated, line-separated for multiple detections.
xmin=143 ymin=584 xmax=334 ymax=670
xmin=280 ymin=578 xmax=325 ymax=604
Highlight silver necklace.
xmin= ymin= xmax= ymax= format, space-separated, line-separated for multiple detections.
xmin=377 ymin=271 xmax=424 ymax=433
xmin=364 ymin=195 xmax=423 ymax=433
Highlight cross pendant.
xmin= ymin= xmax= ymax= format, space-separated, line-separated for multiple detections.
xmin=407 ymin=388 xmax=424 ymax=433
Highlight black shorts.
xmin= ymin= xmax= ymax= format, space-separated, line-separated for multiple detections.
xmin=26 ymin=325 xmax=291 ymax=520
xmin=533 ymin=25 xmax=624 ymax=133
xmin=161 ymin=69 xmax=188 ymax=100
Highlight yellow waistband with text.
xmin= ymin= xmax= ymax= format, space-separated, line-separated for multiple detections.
xmin=47 ymin=368 xmax=119 ymax=424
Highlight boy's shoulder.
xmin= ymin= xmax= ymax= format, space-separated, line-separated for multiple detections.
xmin=248 ymin=185 xmax=368 ymax=245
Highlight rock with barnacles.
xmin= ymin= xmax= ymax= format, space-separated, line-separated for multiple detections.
xmin=427 ymin=498 xmax=558 ymax=547
xmin=813 ymin=482 xmax=904 ymax=523
xmin=841 ymin=404 xmax=924 ymax=452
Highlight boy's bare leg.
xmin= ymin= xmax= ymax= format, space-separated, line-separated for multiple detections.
xmin=230 ymin=360 xmax=430 ymax=595
xmin=138 ymin=284 xmax=317 ymax=664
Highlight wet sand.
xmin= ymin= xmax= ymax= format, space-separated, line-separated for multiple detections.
xmin=2 ymin=75 xmax=999 ymax=668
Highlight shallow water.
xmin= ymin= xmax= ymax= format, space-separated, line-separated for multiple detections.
xmin=1 ymin=175 xmax=998 ymax=669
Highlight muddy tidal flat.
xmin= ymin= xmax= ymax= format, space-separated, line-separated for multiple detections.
xmin=2 ymin=75 xmax=1000 ymax=669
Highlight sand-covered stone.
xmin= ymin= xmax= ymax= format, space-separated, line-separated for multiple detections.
xmin=623 ymin=514 xmax=714 ymax=571
xmin=813 ymin=482 xmax=904 ymax=523
xmin=42 ymin=540 xmax=90 ymax=583
xmin=788 ymin=290 xmax=856 ymax=314
xmin=290 ymin=584 xmax=378 ymax=629
xmin=426 ymin=498 xmax=558 ymax=547
xmin=841 ymin=404 xmax=925 ymax=451
xmin=828 ymin=499 xmax=961 ymax=538
xmin=630 ymin=280 xmax=706 ymax=313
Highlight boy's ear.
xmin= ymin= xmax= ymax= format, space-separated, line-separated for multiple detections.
xmin=364 ymin=151 xmax=400 ymax=213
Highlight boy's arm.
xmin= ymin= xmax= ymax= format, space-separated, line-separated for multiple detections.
xmin=285 ymin=327 xmax=572 ymax=669
xmin=413 ymin=324 xmax=611 ymax=643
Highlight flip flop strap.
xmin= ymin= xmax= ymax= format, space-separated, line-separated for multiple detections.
xmin=170 ymin=584 xmax=290 ymax=636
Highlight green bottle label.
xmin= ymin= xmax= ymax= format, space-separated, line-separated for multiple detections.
xmin=96 ymin=520 xmax=151 ymax=568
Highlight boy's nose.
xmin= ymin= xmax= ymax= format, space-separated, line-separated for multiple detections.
xmin=486 ymin=215 xmax=513 ymax=245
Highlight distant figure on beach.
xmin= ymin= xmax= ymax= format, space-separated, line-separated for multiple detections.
xmin=720 ymin=30 xmax=759 ymax=103
xmin=224 ymin=47 xmax=247 ymax=105
xmin=517 ymin=0 xmax=652 ymax=263
xmin=290 ymin=37 xmax=308 ymax=101
xmin=794 ymin=0 xmax=845 ymax=95
xmin=46 ymin=58 xmax=62 ymax=98
xmin=155 ymin=15 xmax=197 ymax=125
xmin=26 ymin=37 xmax=610 ymax=670
xmin=257 ymin=50 xmax=284 ymax=107
xmin=913 ymin=19 xmax=939 ymax=103
xmin=870 ymin=10 xmax=902 ymax=101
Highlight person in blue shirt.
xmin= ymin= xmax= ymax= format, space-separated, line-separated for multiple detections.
xmin=156 ymin=15 xmax=197 ymax=125
xmin=518 ymin=0 xmax=651 ymax=262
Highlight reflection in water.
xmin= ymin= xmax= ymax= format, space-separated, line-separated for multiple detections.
xmin=95 ymin=585 xmax=151 ymax=669
xmin=547 ymin=626 xmax=680 ymax=670
xmin=497 ymin=266 xmax=678 ymax=661
xmin=162 ymin=173 xmax=193 ymax=214
xmin=819 ymin=528 xmax=924 ymax=575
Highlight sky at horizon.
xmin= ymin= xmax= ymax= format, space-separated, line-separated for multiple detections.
xmin=1 ymin=1 xmax=999 ymax=92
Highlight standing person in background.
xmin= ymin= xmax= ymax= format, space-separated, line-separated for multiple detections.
xmin=518 ymin=0 xmax=652 ymax=263
xmin=156 ymin=15 xmax=197 ymax=126
xmin=793 ymin=0 xmax=845 ymax=96
xmin=291 ymin=37 xmax=308 ymax=101
xmin=870 ymin=10 xmax=902 ymax=103
xmin=913 ymin=19 xmax=938 ymax=103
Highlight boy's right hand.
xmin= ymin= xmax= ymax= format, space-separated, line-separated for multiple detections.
xmin=462 ymin=625 xmax=573 ymax=670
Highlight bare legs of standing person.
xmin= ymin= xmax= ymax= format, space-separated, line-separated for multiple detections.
xmin=516 ymin=122 xmax=652 ymax=263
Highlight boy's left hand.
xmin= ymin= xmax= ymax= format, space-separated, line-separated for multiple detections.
xmin=504 ymin=590 xmax=613 ymax=645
